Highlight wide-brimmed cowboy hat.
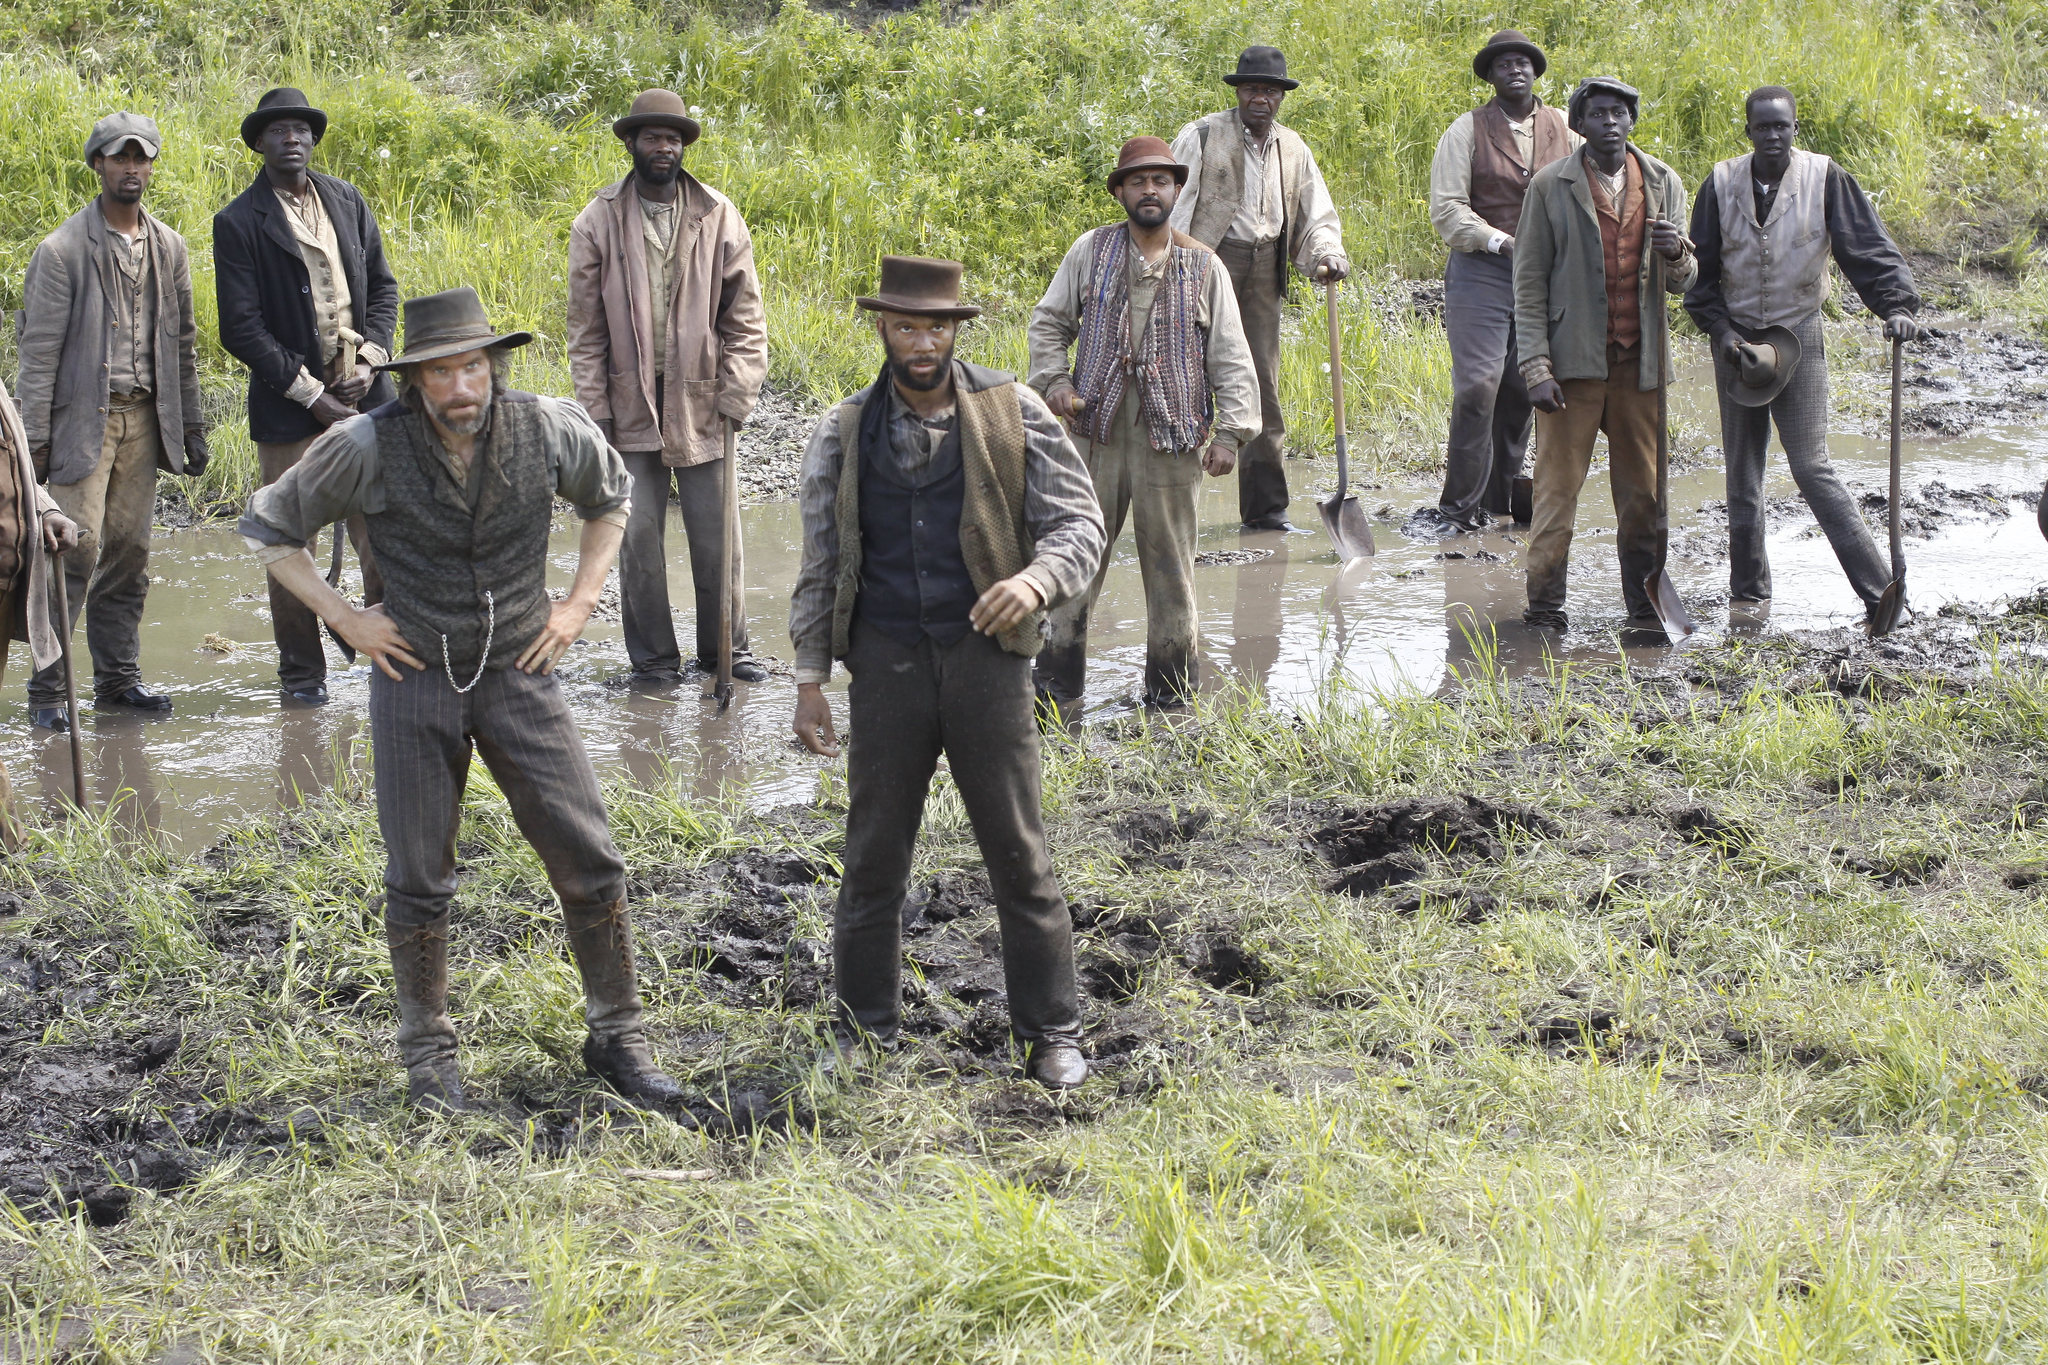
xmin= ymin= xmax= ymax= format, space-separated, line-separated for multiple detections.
xmin=1567 ymin=75 xmax=1641 ymax=130
xmin=1473 ymin=30 xmax=1547 ymax=80
xmin=241 ymin=87 xmax=327 ymax=150
xmin=855 ymin=256 xmax=982 ymax=320
xmin=1726 ymin=325 xmax=1804 ymax=407
xmin=1105 ymin=135 xmax=1187 ymax=193
xmin=1223 ymin=45 xmax=1298 ymax=90
xmin=84 ymin=111 xmax=161 ymax=164
xmin=375 ymin=287 xmax=534 ymax=370
xmin=613 ymin=88 xmax=702 ymax=146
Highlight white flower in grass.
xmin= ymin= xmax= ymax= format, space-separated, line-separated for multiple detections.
xmin=378 ymin=147 xmax=390 ymax=159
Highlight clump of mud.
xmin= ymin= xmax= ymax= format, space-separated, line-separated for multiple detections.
xmin=1313 ymin=795 xmax=1558 ymax=897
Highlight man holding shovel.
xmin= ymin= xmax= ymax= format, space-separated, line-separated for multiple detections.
xmin=1514 ymin=76 xmax=1696 ymax=634
xmin=1028 ymin=136 xmax=1258 ymax=713
xmin=1684 ymin=86 xmax=1923 ymax=623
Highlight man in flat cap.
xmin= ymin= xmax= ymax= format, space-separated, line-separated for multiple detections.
xmin=14 ymin=112 xmax=203 ymax=730
xmin=1515 ymin=76 xmax=1696 ymax=633
xmin=1029 ymin=136 xmax=1258 ymax=712
xmin=570 ymin=89 xmax=769 ymax=688
xmin=241 ymin=286 xmax=682 ymax=1112
xmin=1428 ymin=31 xmax=1580 ymax=532
xmin=788 ymin=256 xmax=1105 ymax=1089
xmin=215 ymin=86 xmax=400 ymax=707
xmin=1685 ymin=86 xmax=1924 ymax=621
xmin=1168 ymin=46 xmax=1348 ymax=532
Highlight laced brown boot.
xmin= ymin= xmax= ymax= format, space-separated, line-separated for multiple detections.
xmin=564 ymin=898 xmax=684 ymax=1105
xmin=386 ymin=916 xmax=466 ymax=1112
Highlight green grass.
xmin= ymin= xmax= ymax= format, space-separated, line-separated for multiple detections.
xmin=1 ymin=0 xmax=2045 ymax=507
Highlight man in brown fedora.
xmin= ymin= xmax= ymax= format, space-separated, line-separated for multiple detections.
xmin=215 ymin=86 xmax=400 ymax=707
xmin=788 ymin=256 xmax=1105 ymax=1089
xmin=1168 ymin=46 xmax=1347 ymax=532
xmin=569 ymin=89 xmax=768 ymax=688
xmin=1428 ymin=31 xmax=1580 ymax=532
xmin=240 ymin=286 xmax=682 ymax=1113
xmin=1685 ymin=86 xmax=1923 ymax=619
xmin=1028 ymin=135 xmax=1257 ymax=712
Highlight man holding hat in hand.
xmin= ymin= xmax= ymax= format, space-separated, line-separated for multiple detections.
xmin=1684 ymin=86 xmax=1923 ymax=618
xmin=1428 ymin=31 xmax=1580 ymax=531
xmin=241 ymin=285 xmax=681 ymax=1113
xmin=1028 ymin=136 xmax=1257 ymax=713
xmin=569 ymin=89 xmax=769 ymax=688
xmin=15 ymin=111 xmax=203 ymax=729
xmin=215 ymin=86 xmax=400 ymax=707
xmin=788 ymin=256 xmax=1105 ymax=1089
xmin=1168 ymin=46 xmax=1348 ymax=532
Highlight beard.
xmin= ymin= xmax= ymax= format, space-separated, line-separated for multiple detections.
xmin=1125 ymin=198 xmax=1169 ymax=228
xmin=886 ymin=340 xmax=957 ymax=392
xmin=424 ymin=385 xmax=492 ymax=436
xmin=632 ymin=149 xmax=680 ymax=187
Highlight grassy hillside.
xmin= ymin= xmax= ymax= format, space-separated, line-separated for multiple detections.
xmin=0 ymin=0 xmax=2043 ymax=507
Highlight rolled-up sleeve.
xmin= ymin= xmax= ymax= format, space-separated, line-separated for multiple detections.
xmin=789 ymin=404 xmax=849 ymax=684
xmin=544 ymin=397 xmax=632 ymax=525
xmin=1013 ymin=383 xmax=1105 ymax=609
xmin=238 ymin=415 xmax=380 ymax=552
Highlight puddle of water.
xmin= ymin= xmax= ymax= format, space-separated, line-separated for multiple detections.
xmin=4 ymin=364 xmax=2043 ymax=850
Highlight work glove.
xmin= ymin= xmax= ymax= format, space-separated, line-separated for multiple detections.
xmin=1883 ymin=314 xmax=1924 ymax=344
xmin=183 ymin=426 xmax=211 ymax=477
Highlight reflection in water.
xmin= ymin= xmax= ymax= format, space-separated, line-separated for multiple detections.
xmin=1229 ymin=539 xmax=1290 ymax=690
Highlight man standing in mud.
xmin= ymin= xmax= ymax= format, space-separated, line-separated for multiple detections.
xmin=1685 ymin=86 xmax=1924 ymax=622
xmin=1028 ymin=136 xmax=1258 ymax=712
xmin=215 ymin=87 xmax=399 ymax=707
xmin=1168 ymin=45 xmax=1348 ymax=532
xmin=1428 ymin=31 xmax=1580 ymax=531
xmin=241 ymin=287 xmax=683 ymax=1113
xmin=15 ymin=112 xmax=204 ymax=731
xmin=0 ymin=377 xmax=80 ymax=842
xmin=788 ymin=256 xmax=1105 ymax=1089
xmin=1515 ymin=77 xmax=1696 ymax=633
xmin=569 ymin=88 xmax=770 ymax=687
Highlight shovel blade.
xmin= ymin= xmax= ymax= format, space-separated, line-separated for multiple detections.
xmin=1869 ymin=577 xmax=1907 ymax=637
xmin=1317 ymin=491 xmax=1376 ymax=560
xmin=1644 ymin=570 xmax=1697 ymax=640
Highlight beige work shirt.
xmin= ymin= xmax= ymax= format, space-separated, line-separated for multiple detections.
xmin=1428 ymin=107 xmax=1583 ymax=254
xmin=640 ymin=194 xmax=679 ymax=360
xmin=103 ymin=218 xmax=157 ymax=400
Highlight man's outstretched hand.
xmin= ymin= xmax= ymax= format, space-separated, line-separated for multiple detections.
xmin=793 ymin=682 xmax=840 ymax=757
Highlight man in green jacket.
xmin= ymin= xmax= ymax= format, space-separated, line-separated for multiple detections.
xmin=1513 ymin=77 xmax=1696 ymax=632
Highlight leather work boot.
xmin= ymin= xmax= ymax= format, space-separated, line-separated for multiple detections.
xmin=1026 ymin=1042 xmax=1089 ymax=1091
xmin=386 ymin=915 xmax=466 ymax=1112
xmin=565 ymin=898 xmax=685 ymax=1105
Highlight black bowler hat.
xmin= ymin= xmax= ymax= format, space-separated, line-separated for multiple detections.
xmin=855 ymin=256 xmax=982 ymax=320
xmin=1473 ymin=30 xmax=1548 ymax=80
xmin=1224 ymin=45 xmax=1299 ymax=91
xmin=241 ymin=87 xmax=328 ymax=150
xmin=376 ymin=287 xmax=534 ymax=370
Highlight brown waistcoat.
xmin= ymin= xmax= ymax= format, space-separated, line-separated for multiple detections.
xmin=1469 ymin=101 xmax=1572 ymax=237
xmin=1592 ymin=151 xmax=1647 ymax=351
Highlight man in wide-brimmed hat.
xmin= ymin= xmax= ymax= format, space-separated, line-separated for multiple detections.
xmin=1028 ymin=135 xmax=1257 ymax=712
xmin=1167 ymin=45 xmax=1347 ymax=532
xmin=1685 ymin=85 xmax=1923 ymax=621
xmin=1514 ymin=76 xmax=1696 ymax=634
xmin=15 ymin=111 xmax=205 ymax=731
xmin=241 ymin=286 xmax=682 ymax=1113
xmin=569 ymin=89 xmax=768 ymax=689
xmin=1427 ymin=31 xmax=1581 ymax=532
xmin=788 ymin=256 xmax=1105 ymax=1090
xmin=215 ymin=86 xmax=400 ymax=708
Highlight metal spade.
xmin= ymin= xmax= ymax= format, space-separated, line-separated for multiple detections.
xmin=1315 ymin=282 xmax=1376 ymax=560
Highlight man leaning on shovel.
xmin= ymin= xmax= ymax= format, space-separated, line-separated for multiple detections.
xmin=241 ymin=287 xmax=683 ymax=1112
xmin=1684 ymin=85 xmax=1924 ymax=626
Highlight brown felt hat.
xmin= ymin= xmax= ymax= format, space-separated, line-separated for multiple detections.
xmin=613 ymin=89 xmax=702 ymax=146
xmin=241 ymin=87 xmax=327 ymax=150
xmin=856 ymin=256 xmax=982 ymax=320
xmin=1105 ymin=135 xmax=1188 ymax=193
xmin=376 ymin=287 xmax=534 ymax=370
xmin=1473 ymin=30 xmax=1547 ymax=80
xmin=1726 ymin=325 xmax=1804 ymax=408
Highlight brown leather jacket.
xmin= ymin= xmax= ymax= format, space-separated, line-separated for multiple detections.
xmin=567 ymin=173 xmax=767 ymax=466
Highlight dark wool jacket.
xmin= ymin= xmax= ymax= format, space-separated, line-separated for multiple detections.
xmin=212 ymin=170 xmax=399 ymax=445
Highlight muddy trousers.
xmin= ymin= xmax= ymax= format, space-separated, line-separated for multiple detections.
xmin=618 ymin=450 xmax=750 ymax=674
xmin=370 ymin=664 xmax=641 ymax=1072
xmin=1525 ymin=344 xmax=1667 ymax=621
xmin=835 ymin=622 xmax=1081 ymax=1048
xmin=257 ymin=437 xmax=384 ymax=693
xmin=1034 ymin=401 xmax=1203 ymax=707
xmin=1717 ymin=314 xmax=1890 ymax=607
xmin=29 ymin=399 xmax=156 ymax=707
xmin=1216 ymin=239 xmax=1289 ymax=524
xmin=1440 ymin=250 xmax=1533 ymax=527
xmin=0 ymin=590 xmax=24 ymax=848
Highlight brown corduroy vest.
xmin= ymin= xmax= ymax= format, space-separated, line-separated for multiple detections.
xmin=1591 ymin=150 xmax=1647 ymax=351
xmin=1469 ymin=101 xmax=1572 ymax=237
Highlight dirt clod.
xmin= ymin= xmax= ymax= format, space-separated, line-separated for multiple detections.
xmin=1314 ymin=795 xmax=1559 ymax=867
xmin=1190 ymin=935 xmax=1271 ymax=995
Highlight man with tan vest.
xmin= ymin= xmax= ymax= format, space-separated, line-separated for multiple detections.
xmin=569 ymin=89 xmax=769 ymax=687
xmin=1168 ymin=46 xmax=1347 ymax=532
xmin=1428 ymin=31 xmax=1580 ymax=531
xmin=788 ymin=256 xmax=1104 ymax=1089
xmin=1684 ymin=86 xmax=1923 ymax=620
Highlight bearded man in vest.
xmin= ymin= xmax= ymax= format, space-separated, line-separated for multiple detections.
xmin=1029 ymin=136 xmax=1258 ymax=713
xmin=1515 ymin=77 xmax=1696 ymax=633
xmin=1167 ymin=46 xmax=1347 ymax=532
xmin=789 ymin=257 xmax=1106 ymax=1090
xmin=1685 ymin=86 xmax=1924 ymax=623
xmin=241 ymin=287 xmax=682 ymax=1113
xmin=1428 ymin=31 xmax=1581 ymax=531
